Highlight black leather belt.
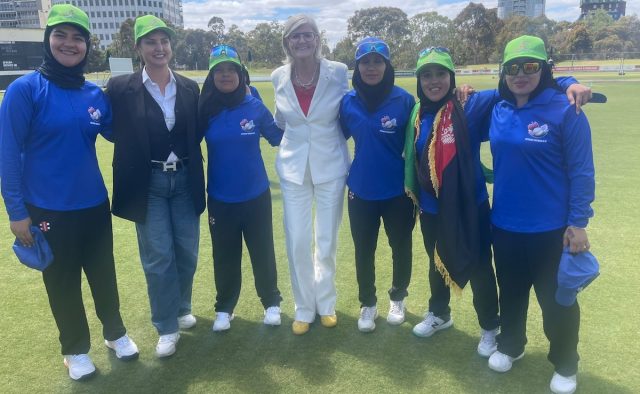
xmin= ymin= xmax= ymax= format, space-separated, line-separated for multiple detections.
xmin=150 ymin=159 xmax=188 ymax=172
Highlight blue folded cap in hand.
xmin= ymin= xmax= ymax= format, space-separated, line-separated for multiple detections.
xmin=12 ymin=225 xmax=54 ymax=271
xmin=555 ymin=247 xmax=599 ymax=307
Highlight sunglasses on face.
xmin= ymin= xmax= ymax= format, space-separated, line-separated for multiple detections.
xmin=210 ymin=45 xmax=240 ymax=61
xmin=419 ymin=46 xmax=450 ymax=57
xmin=503 ymin=61 xmax=543 ymax=76
xmin=355 ymin=41 xmax=390 ymax=60
xmin=288 ymin=32 xmax=316 ymax=42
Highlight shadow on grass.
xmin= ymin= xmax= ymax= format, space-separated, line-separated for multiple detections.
xmin=69 ymin=311 xmax=631 ymax=393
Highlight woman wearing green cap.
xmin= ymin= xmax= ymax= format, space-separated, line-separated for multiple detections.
xmin=106 ymin=15 xmax=205 ymax=358
xmin=198 ymin=45 xmax=283 ymax=332
xmin=405 ymin=46 xmax=501 ymax=356
xmin=404 ymin=46 xmax=591 ymax=358
xmin=487 ymin=35 xmax=595 ymax=394
xmin=339 ymin=37 xmax=416 ymax=332
xmin=0 ymin=4 xmax=138 ymax=380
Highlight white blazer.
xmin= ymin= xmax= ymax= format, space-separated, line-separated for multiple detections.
xmin=271 ymin=58 xmax=350 ymax=185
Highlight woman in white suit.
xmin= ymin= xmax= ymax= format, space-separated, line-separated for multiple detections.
xmin=271 ymin=14 xmax=350 ymax=335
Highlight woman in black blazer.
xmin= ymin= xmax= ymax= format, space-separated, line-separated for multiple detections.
xmin=106 ymin=15 xmax=205 ymax=359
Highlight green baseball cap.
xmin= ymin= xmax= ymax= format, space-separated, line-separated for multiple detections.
xmin=208 ymin=45 xmax=242 ymax=71
xmin=47 ymin=4 xmax=90 ymax=36
xmin=416 ymin=47 xmax=455 ymax=75
xmin=134 ymin=15 xmax=176 ymax=43
xmin=503 ymin=35 xmax=547 ymax=65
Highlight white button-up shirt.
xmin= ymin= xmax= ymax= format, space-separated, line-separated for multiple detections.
xmin=142 ymin=67 xmax=178 ymax=162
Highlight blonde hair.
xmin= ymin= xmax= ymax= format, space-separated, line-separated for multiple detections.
xmin=282 ymin=14 xmax=323 ymax=63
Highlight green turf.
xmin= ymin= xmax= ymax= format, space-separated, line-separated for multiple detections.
xmin=0 ymin=76 xmax=638 ymax=393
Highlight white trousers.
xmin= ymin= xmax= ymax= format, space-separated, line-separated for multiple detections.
xmin=280 ymin=168 xmax=346 ymax=323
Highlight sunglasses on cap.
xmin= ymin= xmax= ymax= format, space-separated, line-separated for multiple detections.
xmin=210 ymin=45 xmax=240 ymax=60
xmin=288 ymin=31 xmax=316 ymax=42
xmin=419 ymin=47 xmax=450 ymax=57
xmin=355 ymin=41 xmax=390 ymax=61
xmin=503 ymin=61 xmax=543 ymax=76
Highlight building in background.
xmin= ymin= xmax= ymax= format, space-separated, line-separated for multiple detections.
xmin=580 ymin=0 xmax=626 ymax=20
xmin=51 ymin=0 xmax=183 ymax=49
xmin=497 ymin=0 xmax=546 ymax=19
xmin=0 ymin=0 xmax=50 ymax=28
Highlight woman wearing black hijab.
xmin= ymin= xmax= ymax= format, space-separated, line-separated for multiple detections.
xmin=339 ymin=37 xmax=416 ymax=332
xmin=0 ymin=4 xmax=138 ymax=381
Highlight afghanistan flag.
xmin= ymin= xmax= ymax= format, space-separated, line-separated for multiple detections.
xmin=416 ymin=99 xmax=479 ymax=292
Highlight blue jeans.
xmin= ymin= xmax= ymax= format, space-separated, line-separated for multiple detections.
xmin=136 ymin=168 xmax=200 ymax=335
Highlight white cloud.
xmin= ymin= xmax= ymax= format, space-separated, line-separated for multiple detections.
xmin=182 ymin=0 xmax=640 ymax=47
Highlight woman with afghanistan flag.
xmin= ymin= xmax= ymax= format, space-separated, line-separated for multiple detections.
xmin=404 ymin=47 xmax=593 ymax=358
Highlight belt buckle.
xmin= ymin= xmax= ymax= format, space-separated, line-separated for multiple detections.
xmin=162 ymin=161 xmax=178 ymax=172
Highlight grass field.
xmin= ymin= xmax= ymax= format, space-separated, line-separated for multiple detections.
xmin=0 ymin=74 xmax=639 ymax=393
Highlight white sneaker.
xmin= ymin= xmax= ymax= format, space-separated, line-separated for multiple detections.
xmin=488 ymin=350 xmax=524 ymax=372
xmin=263 ymin=306 xmax=281 ymax=326
xmin=412 ymin=312 xmax=453 ymax=337
xmin=358 ymin=305 xmax=378 ymax=332
xmin=550 ymin=372 xmax=577 ymax=394
xmin=156 ymin=332 xmax=180 ymax=358
xmin=212 ymin=312 xmax=234 ymax=331
xmin=477 ymin=328 xmax=499 ymax=358
xmin=63 ymin=354 xmax=96 ymax=381
xmin=105 ymin=334 xmax=139 ymax=360
xmin=387 ymin=300 xmax=406 ymax=325
xmin=178 ymin=314 xmax=197 ymax=329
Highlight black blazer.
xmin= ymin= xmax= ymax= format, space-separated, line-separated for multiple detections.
xmin=106 ymin=70 xmax=206 ymax=223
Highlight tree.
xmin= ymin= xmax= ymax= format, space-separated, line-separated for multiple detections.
xmin=86 ymin=35 xmax=106 ymax=73
xmin=347 ymin=7 xmax=411 ymax=65
xmin=225 ymin=24 xmax=247 ymax=52
xmin=246 ymin=22 xmax=283 ymax=66
xmin=108 ymin=18 xmax=136 ymax=60
xmin=409 ymin=11 xmax=453 ymax=50
xmin=207 ymin=16 xmax=225 ymax=45
xmin=405 ymin=11 xmax=454 ymax=68
xmin=332 ymin=36 xmax=356 ymax=68
xmin=567 ymin=23 xmax=593 ymax=55
xmin=173 ymin=28 xmax=214 ymax=70
xmin=584 ymin=8 xmax=614 ymax=38
xmin=453 ymin=2 xmax=502 ymax=65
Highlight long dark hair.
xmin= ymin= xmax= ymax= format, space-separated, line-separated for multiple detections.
xmin=498 ymin=60 xmax=561 ymax=104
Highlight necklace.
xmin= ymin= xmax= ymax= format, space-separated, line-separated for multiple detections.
xmin=294 ymin=62 xmax=318 ymax=89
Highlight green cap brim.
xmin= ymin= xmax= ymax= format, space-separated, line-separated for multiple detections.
xmin=416 ymin=51 xmax=455 ymax=75
xmin=47 ymin=4 xmax=90 ymax=36
xmin=135 ymin=15 xmax=176 ymax=43
xmin=503 ymin=35 xmax=547 ymax=65
xmin=208 ymin=56 xmax=242 ymax=71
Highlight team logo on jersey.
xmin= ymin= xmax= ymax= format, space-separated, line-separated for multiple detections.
xmin=88 ymin=107 xmax=102 ymax=125
xmin=527 ymin=121 xmax=549 ymax=138
xmin=379 ymin=115 xmax=397 ymax=133
xmin=348 ymin=190 xmax=355 ymax=200
xmin=209 ymin=216 xmax=215 ymax=226
xmin=39 ymin=221 xmax=51 ymax=232
xmin=240 ymin=119 xmax=255 ymax=133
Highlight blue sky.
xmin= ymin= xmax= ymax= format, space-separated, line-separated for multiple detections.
xmin=182 ymin=1 xmax=639 ymax=47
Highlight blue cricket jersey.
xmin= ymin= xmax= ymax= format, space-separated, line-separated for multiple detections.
xmin=1 ymin=72 xmax=112 ymax=221
xmin=490 ymin=88 xmax=595 ymax=232
xmin=204 ymin=95 xmax=283 ymax=203
xmin=340 ymin=86 xmax=415 ymax=200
